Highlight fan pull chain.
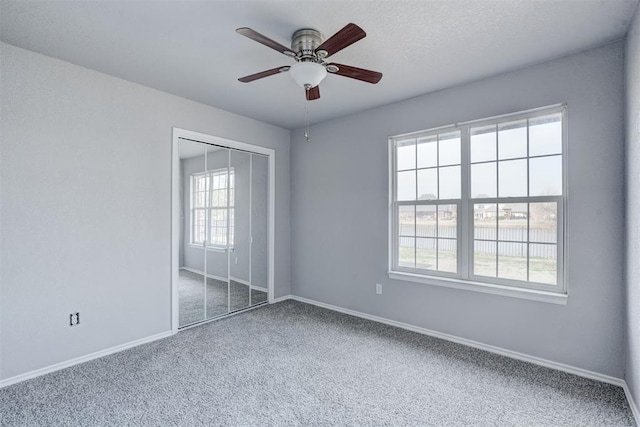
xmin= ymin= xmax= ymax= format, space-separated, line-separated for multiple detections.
xmin=304 ymin=99 xmax=311 ymax=143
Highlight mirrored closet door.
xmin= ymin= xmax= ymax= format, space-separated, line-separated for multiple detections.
xmin=177 ymin=139 xmax=269 ymax=328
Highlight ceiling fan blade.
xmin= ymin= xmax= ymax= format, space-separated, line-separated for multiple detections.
xmin=236 ymin=27 xmax=296 ymax=57
xmin=327 ymin=63 xmax=382 ymax=84
xmin=306 ymin=86 xmax=320 ymax=101
xmin=238 ymin=66 xmax=290 ymax=83
xmin=315 ymin=23 xmax=366 ymax=57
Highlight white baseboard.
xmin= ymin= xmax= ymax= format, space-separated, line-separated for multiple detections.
xmin=284 ymin=294 xmax=637 ymax=422
xmin=622 ymin=382 xmax=640 ymax=424
xmin=271 ymin=294 xmax=293 ymax=304
xmin=180 ymin=267 xmax=255 ymax=289
xmin=181 ymin=266 xmax=227 ymax=283
xmin=0 ymin=330 xmax=174 ymax=389
xmin=230 ymin=276 xmax=250 ymax=286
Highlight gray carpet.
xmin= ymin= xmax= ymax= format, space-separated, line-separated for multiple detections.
xmin=179 ymin=269 xmax=267 ymax=327
xmin=0 ymin=300 xmax=635 ymax=426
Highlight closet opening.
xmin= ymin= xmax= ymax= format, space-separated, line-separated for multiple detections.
xmin=171 ymin=128 xmax=275 ymax=331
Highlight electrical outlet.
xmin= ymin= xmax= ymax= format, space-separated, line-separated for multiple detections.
xmin=69 ymin=312 xmax=80 ymax=326
xmin=235 ymin=257 xmax=238 ymax=265
xmin=376 ymin=284 xmax=382 ymax=295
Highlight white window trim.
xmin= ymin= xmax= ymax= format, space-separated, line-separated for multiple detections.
xmin=388 ymin=104 xmax=568 ymax=304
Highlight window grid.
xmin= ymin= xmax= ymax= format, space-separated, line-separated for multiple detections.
xmin=469 ymin=111 xmax=562 ymax=287
xmin=391 ymin=105 xmax=566 ymax=294
xmin=190 ymin=168 xmax=235 ymax=248
xmin=396 ymin=129 xmax=461 ymax=276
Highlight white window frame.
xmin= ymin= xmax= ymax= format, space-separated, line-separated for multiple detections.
xmin=189 ymin=167 xmax=235 ymax=250
xmin=388 ymin=104 xmax=568 ymax=304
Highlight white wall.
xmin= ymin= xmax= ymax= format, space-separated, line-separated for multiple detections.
xmin=0 ymin=42 xmax=291 ymax=381
xmin=291 ymin=41 xmax=626 ymax=377
xmin=625 ymin=3 xmax=640 ymax=410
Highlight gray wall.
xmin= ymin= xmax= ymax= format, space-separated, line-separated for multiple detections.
xmin=291 ymin=41 xmax=626 ymax=377
xmin=625 ymin=3 xmax=640 ymax=410
xmin=0 ymin=42 xmax=291 ymax=381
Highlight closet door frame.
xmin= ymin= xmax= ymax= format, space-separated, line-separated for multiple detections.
xmin=171 ymin=128 xmax=276 ymax=333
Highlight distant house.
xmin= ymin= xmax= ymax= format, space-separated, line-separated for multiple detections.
xmin=474 ymin=204 xmax=527 ymax=220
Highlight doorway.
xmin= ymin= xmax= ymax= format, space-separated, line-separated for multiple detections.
xmin=171 ymin=128 xmax=275 ymax=331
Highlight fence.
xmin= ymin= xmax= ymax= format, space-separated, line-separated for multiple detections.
xmin=399 ymin=224 xmax=556 ymax=258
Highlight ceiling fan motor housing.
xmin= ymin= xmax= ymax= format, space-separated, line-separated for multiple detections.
xmin=291 ymin=29 xmax=325 ymax=61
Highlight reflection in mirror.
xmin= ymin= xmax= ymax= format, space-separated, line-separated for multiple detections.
xmin=178 ymin=141 xmax=207 ymax=327
xmin=229 ymin=150 xmax=251 ymax=312
xmin=178 ymin=140 xmax=270 ymax=328
xmin=250 ymin=154 xmax=269 ymax=305
xmin=206 ymin=146 xmax=231 ymax=319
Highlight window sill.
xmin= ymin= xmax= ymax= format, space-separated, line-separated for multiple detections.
xmin=387 ymin=271 xmax=567 ymax=305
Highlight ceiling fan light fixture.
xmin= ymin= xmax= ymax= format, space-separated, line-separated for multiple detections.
xmin=289 ymin=62 xmax=327 ymax=89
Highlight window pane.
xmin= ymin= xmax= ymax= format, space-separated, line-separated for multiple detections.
xmin=416 ymin=205 xmax=436 ymax=237
xmin=397 ymin=139 xmax=416 ymax=170
xmin=498 ymin=159 xmax=527 ymax=197
xmin=417 ymin=135 xmax=437 ymax=169
xmin=471 ymin=125 xmax=496 ymax=163
xmin=397 ymin=170 xmax=416 ymax=201
xmin=529 ymin=202 xmax=557 ymax=243
xmin=437 ymin=205 xmax=457 ymax=238
xmin=498 ymin=242 xmax=527 ymax=281
xmin=439 ymin=131 xmax=461 ymax=166
xmin=416 ymin=238 xmax=436 ymax=270
xmin=498 ymin=203 xmax=528 ymax=242
xmin=529 ymin=113 xmax=562 ymax=156
xmin=217 ymin=173 xmax=227 ymax=189
xmin=196 ymin=175 xmax=207 ymax=192
xmin=471 ymin=162 xmax=497 ymax=198
xmin=210 ymin=189 xmax=222 ymax=208
xmin=193 ymin=209 xmax=206 ymax=243
xmin=529 ymin=244 xmax=557 ymax=284
xmin=438 ymin=239 xmax=457 ymax=273
xmin=399 ymin=205 xmax=415 ymax=237
xmin=439 ymin=166 xmax=461 ymax=199
xmin=398 ymin=237 xmax=415 ymax=268
xmin=194 ymin=190 xmax=206 ymax=208
xmin=474 ymin=203 xmax=497 ymax=240
xmin=474 ymin=240 xmax=496 ymax=277
xmin=498 ymin=120 xmax=527 ymax=160
xmin=209 ymin=209 xmax=227 ymax=245
xmin=417 ymin=169 xmax=437 ymax=200
xmin=529 ymin=156 xmax=562 ymax=196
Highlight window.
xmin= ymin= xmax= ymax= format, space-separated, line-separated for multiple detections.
xmin=390 ymin=105 xmax=566 ymax=298
xmin=190 ymin=168 xmax=234 ymax=247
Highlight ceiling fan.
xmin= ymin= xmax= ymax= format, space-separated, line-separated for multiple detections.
xmin=236 ymin=23 xmax=383 ymax=101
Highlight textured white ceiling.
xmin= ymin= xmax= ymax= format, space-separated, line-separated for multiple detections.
xmin=1 ymin=0 xmax=638 ymax=129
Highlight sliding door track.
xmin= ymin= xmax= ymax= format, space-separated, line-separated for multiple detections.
xmin=178 ymin=301 xmax=268 ymax=331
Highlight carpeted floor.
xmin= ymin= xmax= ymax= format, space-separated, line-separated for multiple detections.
xmin=0 ymin=300 xmax=636 ymax=426
xmin=178 ymin=269 xmax=267 ymax=327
